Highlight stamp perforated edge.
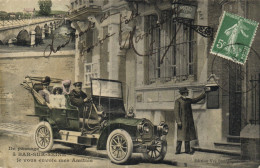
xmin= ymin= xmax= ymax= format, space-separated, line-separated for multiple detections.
xmin=210 ymin=11 xmax=259 ymax=65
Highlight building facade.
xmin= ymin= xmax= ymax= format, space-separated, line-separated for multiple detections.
xmin=67 ymin=0 xmax=260 ymax=153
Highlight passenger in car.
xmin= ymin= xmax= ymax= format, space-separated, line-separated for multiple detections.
xmin=62 ymin=79 xmax=71 ymax=95
xmin=38 ymin=76 xmax=51 ymax=103
xmin=49 ymin=86 xmax=66 ymax=108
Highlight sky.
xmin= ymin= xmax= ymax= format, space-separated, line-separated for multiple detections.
xmin=0 ymin=0 xmax=70 ymax=12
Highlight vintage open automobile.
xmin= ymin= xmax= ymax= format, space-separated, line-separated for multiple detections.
xmin=21 ymin=76 xmax=169 ymax=164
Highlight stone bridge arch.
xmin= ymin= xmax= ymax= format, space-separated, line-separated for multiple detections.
xmin=0 ymin=19 xmax=63 ymax=45
xmin=17 ymin=29 xmax=30 ymax=46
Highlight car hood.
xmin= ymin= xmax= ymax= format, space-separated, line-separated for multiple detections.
xmin=108 ymin=117 xmax=144 ymax=126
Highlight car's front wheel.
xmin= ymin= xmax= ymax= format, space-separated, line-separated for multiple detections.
xmin=142 ymin=140 xmax=167 ymax=162
xmin=106 ymin=129 xmax=133 ymax=164
xmin=34 ymin=121 xmax=54 ymax=152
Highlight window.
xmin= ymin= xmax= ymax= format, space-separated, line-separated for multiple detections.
xmin=84 ymin=63 xmax=99 ymax=87
xmin=146 ymin=11 xmax=195 ymax=84
xmin=104 ymin=0 xmax=109 ymax=5
xmin=83 ymin=28 xmax=99 ymax=87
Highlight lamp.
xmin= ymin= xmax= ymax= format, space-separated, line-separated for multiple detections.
xmin=206 ymin=74 xmax=219 ymax=109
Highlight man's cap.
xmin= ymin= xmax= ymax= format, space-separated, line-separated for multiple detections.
xmin=41 ymin=76 xmax=51 ymax=85
xmin=73 ymin=81 xmax=82 ymax=86
xmin=62 ymin=80 xmax=71 ymax=87
xmin=179 ymin=87 xmax=189 ymax=93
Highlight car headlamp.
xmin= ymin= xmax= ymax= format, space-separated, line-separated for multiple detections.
xmin=157 ymin=122 xmax=169 ymax=135
xmin=137 ymin=122 xmax=150 ymax=135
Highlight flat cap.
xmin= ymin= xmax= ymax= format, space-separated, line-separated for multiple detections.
xmin=73 ymin=81 xmax=82 ymax=86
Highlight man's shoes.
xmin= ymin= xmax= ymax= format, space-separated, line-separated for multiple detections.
xmin=175 ymin=151 xmax=181 ymax=155
xmin=185 ymin=151 xmax=195 ymax=155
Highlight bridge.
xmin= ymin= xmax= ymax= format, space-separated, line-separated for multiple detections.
xmin=0 ymin=17 xmax=64 ymax=46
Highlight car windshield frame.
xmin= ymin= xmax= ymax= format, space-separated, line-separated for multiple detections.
xmin=90 ymin=78 xmax=123 ymax=99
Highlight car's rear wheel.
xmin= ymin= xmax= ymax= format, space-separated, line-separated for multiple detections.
xmin=106 ymin=129 xmax=133 ymax=164
xmin=142 ymin=140 xmax=167 ymax=162
xmin=35 ymin=121 xmax=54 ymax=152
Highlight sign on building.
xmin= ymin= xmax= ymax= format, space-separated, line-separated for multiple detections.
xmin=172 ymin=4 xmax=196 ymax=20
xmin=210 ymin=11 xmax=259 ymax=64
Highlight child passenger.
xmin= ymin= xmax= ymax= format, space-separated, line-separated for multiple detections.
xmin=49 ymin=86 xmax=66 ymax=108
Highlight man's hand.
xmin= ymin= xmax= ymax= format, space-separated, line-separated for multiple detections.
xmin=84 ymin=97 xmax=92 ymax=103
xmin=204 ymin=86 xmax=211 ymax=92
xmin=83 ymin=98 xmax=88 ymax=102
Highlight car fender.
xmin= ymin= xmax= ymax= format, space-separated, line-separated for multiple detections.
xmin=41 ymin=117 xmax=60 ymax=139
xmin=97 ymin=123 xmax=137 ymax=150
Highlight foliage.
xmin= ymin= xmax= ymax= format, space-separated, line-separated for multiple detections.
xmin=0 ymin=11 xmax=33 ymax=20
xmin=38 ymin=0 xmax=52 ymax=16
xmin=23 ymin=13 xmax=32 ymax=19
xmin=0 ymin=11 xmax=8 ymax=20
xmin=15 ymin=12 xmax=24 ymax=19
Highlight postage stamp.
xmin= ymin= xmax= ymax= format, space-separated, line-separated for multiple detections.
xmin=210 ymin=11 xmax=259 ymax=64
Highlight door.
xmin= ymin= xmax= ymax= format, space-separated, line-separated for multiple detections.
xmin=229 ymin=63 xmax=242 ymax=136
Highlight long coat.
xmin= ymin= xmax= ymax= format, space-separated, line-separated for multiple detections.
xmin=174 ymin=93 xmax=206 ymax=141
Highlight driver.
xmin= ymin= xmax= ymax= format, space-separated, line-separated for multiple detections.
xmin=69 ymin=82 xmax=88 ymax=115
xmin=69 ymin=81 xmax=100 ymax=124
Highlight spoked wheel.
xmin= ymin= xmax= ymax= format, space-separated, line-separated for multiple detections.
xmin=142 ymin=140 xmax=167 ymax=162
xmin=35 ymin=121 xmax=54 ymax=152
xmin=106 ymin=129 xmax=133 ymax=164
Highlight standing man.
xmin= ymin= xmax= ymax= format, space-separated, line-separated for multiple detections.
xmin=174 ymin=87 xmax=209 ymax=154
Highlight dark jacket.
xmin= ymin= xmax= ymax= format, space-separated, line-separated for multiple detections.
xmin=69 ymin=89 xmax=88 ymax=107
xmin=174 ymin=93 xmax=206 ymax=141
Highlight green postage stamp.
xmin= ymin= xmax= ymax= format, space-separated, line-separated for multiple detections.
xmin=210 ymin=11 xmax=259 ymax=64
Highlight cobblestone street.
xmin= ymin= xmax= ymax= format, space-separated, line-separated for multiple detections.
xmin=0 ymin=122 xmax=259 ymax=168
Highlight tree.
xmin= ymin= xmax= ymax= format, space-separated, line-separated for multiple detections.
xmin=0 ymin=11 xmax=8 ymax=20
xmin=38 ymin=0 xmax=52 ymax=16
xmin=15 ymin=12 xmax=24 ymax=19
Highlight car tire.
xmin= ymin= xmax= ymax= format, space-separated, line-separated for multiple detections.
xmin=34 ymin=121 xmax=54 ymax=152
xmin=106 ymin=129 xmax=133 ymax=164
xmin=142 ymin=140 xmax=167 ymax=162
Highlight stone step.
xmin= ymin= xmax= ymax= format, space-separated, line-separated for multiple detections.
xmin=192 ymin=146 xmax=241 ymax=156
xmin=214 ymin=142 xmax=241 ymax=151
xmin=227 ymin=135 xmax=241 ymax=143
